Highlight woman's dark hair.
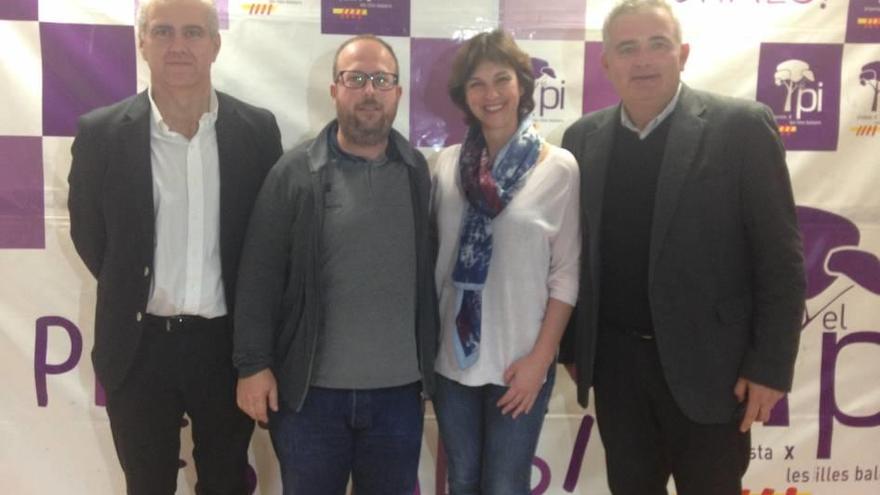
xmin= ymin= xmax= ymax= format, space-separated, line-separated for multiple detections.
xmin=448 ymin=29 xmax=535 ymax=126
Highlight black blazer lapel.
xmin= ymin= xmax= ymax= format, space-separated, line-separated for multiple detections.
xmin=216 ymin=92 xmax=243 ymax=237
xmin=215 ymin=93 xmax=249 ymax=305
xmin=582 ymin=112 xmax=615 ymax=236
xmin=649 ymin=86 xmax=707 ymax=284
xmin=119 ymin=92 xmax=154 ymax=257
xmin=577 ymin=108 xmax=617 ymax=303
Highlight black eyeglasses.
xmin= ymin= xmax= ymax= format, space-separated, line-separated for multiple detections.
xmin=335 ymin=71 xmax=399 ymax=90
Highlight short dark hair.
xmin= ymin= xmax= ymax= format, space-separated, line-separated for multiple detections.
xmin=447 ymin=29 xmax=535 ymax=127
xmin=332 ymin=34 xmax=399 ymax=79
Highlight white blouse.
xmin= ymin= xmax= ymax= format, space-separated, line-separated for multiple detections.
xmin=432 ymin=143 xmax=581 ymax=386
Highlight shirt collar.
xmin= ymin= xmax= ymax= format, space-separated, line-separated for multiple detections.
xmin=147 ymin=88 xmax=219 ymax=136
xmin=620 ymin=83 xmax=682 ymax=140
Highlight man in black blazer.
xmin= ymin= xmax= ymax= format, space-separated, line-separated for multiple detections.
xmin=560 ymin=1 xmax=805 ymax=493
xmin=68 ymin=0 xmax=282 ymax=493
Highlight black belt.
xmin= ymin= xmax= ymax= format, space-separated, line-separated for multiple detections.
xmin=143 ymin=314 xmax=226 ymax=333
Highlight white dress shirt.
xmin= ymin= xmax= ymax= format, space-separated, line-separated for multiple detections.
xmin=620 ymin=83 xmax=682 ymax=140
xmin=145 ymin=89 xmax=226 ymax=318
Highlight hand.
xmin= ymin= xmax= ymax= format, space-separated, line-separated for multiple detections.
xmin=237 ymin=369 xmax=279 ymax=423
xmin=733 ymin=377 xmax=785 ymax=433
xmin=497 ymin=353 xmax=551 ymax=419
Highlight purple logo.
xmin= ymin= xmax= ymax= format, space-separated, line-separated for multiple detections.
xmin=846 ymin=0 xmax=880 ymax=43
xmin=773 ymin=60 xmax=818 ymax=119
xmin=859 ymin=61 xmax=880 ymax=113
xmin=799 ymin=206 xmax=880 ymax=305
xmin=757 ymin=43 xmax=842 ymax=151
xmin=582 ymin=41 xmax=620 ymax=114
xmin=531 ymin=58 xmax=567 ymax=118
xmin=849 ymin=60 xmax=880 ymax=136
xmin=40 ymin=23 xmax=137 ymax=137
xmin=321 ymin=0 xmax=410 ymax=37
xmin=796 ymin=206 xmax=880 ymax=459
xmin=34 ymin=316 xmax=83 ymax=406
xmin=499 ymin=0 xmax=586 ymax=40
xmin=532 ymin=59 xmax=557 ymax=80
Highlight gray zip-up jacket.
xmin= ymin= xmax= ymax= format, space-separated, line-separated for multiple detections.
xmin=232 ymin=121 xmax=439 ymax=411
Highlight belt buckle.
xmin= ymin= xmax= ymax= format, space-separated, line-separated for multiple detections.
xmin=166 ymin=315 xmax=185 ymax=332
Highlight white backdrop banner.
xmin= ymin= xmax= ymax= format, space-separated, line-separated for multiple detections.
xmin=1 ymin=0 xmax=878 ymax=494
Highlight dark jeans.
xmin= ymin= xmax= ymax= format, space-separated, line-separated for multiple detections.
xmin=105 ymin=316 xmax=253 ymax=495
xmin=593 ymin=329 xmax=750 ymax=495
xmin=433 ymin=368 xmax=555 ymax=495
xmin=269 ymin=382 xmax=424 ymax=495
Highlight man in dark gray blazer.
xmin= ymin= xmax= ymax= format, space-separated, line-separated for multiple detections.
xmin=68 ymin=0 xmax=282 ymax=493
xmin=560 ymin=1 xmax=805 ymax=493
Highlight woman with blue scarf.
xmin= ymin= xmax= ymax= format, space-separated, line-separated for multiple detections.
xmin=432 ymin=29 xmax=581 ymax=494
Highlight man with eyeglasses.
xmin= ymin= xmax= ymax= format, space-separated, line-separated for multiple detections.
xmin=232 ymin=34 xmax=437 ymax=495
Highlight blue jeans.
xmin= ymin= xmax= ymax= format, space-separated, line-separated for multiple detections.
xmin=433 ymin=367 xmax=556 ymax=495
xmin=269 ymin=382 xmax=424 ymax=495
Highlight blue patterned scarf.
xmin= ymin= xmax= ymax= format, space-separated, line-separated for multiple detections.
xmin=452 ymin=117 xmax=541 ymax=368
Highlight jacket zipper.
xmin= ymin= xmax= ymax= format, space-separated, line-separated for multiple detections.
xmin=296 ymin=164 xmax=327 ymax=412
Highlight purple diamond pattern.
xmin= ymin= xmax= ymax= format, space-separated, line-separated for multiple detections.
xmin=0 ymin=0 xmax=37 ymax=21
xmin=40 ymin=23 xmax=136 ymax=137
xmin=409 ymin=37 xmax=466 ymax=148
xmin=0 ymin=136 xmax=44 ymax=249
xmin=583 ymin=41 xmax=619 ymax=114
xmin=846 ymin=0 xmax=880 ymax=43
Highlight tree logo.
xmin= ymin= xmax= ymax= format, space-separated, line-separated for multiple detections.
xmin=756 ymin=43 xmax=842 ymax=151
xmin=774 ymin=59 xmax=823 ymax=120
xmin=859 ymin=61 xmax=880 ymax=113
xmin=847 ymin=60 xmax=880 ymax=137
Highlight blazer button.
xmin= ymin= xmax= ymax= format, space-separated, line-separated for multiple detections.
xmin=136 ymin=312 xmax=143 ymax=322
xmin=144 ymin=266 xmax=150 ymax=277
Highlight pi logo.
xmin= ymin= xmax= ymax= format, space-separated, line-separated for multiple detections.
xmin=773 ymin=59 xmax=823 ymax=120
xmin=796 ymin=206 xmax=880 ymax=459
xmin=531 ymin=57 xmax=566 ymax=117
xmin=756 ymin=43 xmax=842 ymax=150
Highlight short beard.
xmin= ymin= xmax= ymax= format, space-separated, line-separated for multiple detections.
xmin=337 ymin=98 xmax=396 ymax=147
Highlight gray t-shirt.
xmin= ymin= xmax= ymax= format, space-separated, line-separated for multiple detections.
xmin=310 ymin=147 xmax=420 ymax=389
